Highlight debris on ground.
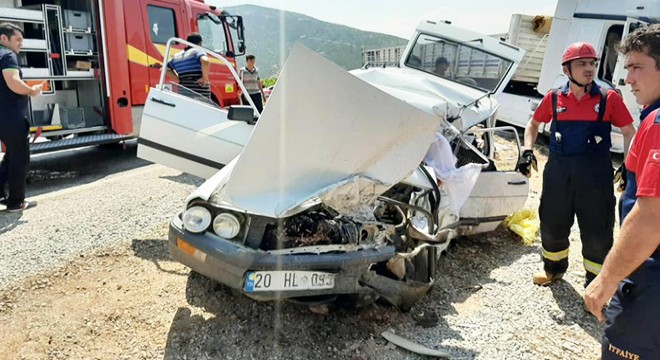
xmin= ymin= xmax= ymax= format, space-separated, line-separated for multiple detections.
xmin=503 ymin=209 xmax=540 ymax=245
xmin=412 ymin=308 xmax=439 ymax=328
xmin=28 ymin=169 xmax=79 ymax=182
xmin=308 ymin=304 xmax=330 ymax=315
xmin=382 ymin=330 xmax=450 ymax=358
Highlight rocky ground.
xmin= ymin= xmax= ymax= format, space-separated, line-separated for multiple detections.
xmin=0 ymin=138 xmax=623 ymax=359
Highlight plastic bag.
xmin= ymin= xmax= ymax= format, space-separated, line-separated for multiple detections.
xmin=503 ymin=209 xmax=540 ymax=245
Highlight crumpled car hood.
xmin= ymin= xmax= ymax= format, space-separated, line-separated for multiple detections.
xmin=351 ymin=67 xmax=499 ymax=130
xmin=210 ymin=44 xmax=442 ymax=218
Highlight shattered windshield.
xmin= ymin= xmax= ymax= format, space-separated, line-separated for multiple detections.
xmin=405 ymin=33 xmax=514 ymax=92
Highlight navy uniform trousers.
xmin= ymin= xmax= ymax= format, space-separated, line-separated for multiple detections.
xmin=0 ymin=114 xmax=29 ymax=208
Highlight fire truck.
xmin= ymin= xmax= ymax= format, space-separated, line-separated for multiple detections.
xmin=0 ymin=0 xmax=245 ymax=153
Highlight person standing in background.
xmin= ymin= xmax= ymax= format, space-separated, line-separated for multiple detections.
xmin=0 ymin=23 xmax=42 ymax=212
xmin=166 ymin=33 xmax=211 ymax=100
xmin=239 ymin=54 xmax=265 ymax=113
xmin=434 ymin=56 xmax=450 ymax=76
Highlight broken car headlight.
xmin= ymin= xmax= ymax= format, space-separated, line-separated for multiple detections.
xmin=182 ymin=206 xmax=212 ymax=233
xmin=213 ymin=213 xmax=241 ymax=239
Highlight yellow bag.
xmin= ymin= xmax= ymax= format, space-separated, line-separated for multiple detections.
xmin=503 ymin=209 xmax=540 ymax=245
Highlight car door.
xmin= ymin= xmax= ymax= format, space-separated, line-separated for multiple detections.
xmin=137 ymin=87 xmax=254 ymax=179
xmin=457 ymin=127 xmax=529 ymax=234
xmin=459 ymin=171 xmax=529 ymax=233
xmin=611 ymin=17 xmax=650 ymax=121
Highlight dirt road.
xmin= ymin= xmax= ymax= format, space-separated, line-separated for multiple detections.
xmin=0 ymin=140 xmax=620 ymax=359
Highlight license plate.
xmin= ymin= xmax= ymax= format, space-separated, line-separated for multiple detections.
xmin=244 ymin=271 xmax=335 ymax=292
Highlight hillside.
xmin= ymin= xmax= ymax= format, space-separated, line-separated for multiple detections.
xmin=223 ymin=4 xmax=408 ymax=77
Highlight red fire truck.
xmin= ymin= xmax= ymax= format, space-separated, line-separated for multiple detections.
xmin=0 ymin=0 xmax=245 ymax=153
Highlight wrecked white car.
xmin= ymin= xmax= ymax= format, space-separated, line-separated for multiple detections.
xmin=137 ymin=21 xmax=528 ymax=310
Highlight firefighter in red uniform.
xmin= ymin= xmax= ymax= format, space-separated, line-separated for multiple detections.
xmin=584 ymin=25 xmax=660 ymax=359
xmin=517 ymin=42 xmax=636 ymax=287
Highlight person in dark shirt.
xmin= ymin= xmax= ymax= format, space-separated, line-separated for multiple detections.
xmin=0 ymin=23 xmax=42 ymax=212
xmin=166 ymin=33 xmax=210 ymax=100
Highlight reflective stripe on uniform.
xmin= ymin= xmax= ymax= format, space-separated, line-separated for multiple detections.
xmin=584 ymin=259 xmax=603 ymax=275
xmin=542 ymin=247 xmax=569 ymax=262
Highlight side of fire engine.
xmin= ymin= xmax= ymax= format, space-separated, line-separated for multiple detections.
xmin=0 ymin=0 xmax=244 ymax=153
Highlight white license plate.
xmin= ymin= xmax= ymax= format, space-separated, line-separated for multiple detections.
xmin=244 ymin=271 xmax=335 ymax=292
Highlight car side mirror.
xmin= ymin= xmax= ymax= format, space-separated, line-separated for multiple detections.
xmin=228 ymin=105 xmax=258 ymax=124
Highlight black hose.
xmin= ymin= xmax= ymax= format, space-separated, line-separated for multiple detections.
xmin=419 ymin=165 xmax=441 ymax=231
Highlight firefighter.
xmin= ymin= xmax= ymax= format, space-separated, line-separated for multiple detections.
xmin=584 ymin=24 xmax=660 ymax=359
xmin=0 ymin=23 xmax=42 ymax=211
xmin=517 ymin=42 xmax=636 ymax=287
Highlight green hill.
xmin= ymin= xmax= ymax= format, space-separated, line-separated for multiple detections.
xmin=222 ymin=4 xmax=408 ymax=77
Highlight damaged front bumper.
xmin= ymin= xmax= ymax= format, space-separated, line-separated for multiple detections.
xmin=169 ymin=214 xmax=431 ymax=307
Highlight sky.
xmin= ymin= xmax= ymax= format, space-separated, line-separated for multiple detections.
xmin=209 ymin=0 xmax=559 ymax=38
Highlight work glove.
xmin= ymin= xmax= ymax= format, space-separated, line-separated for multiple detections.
xmin=516 ymin=149 xmax=538 ymax=178
xmin=613 ymin=163 xmax=627 ymax=192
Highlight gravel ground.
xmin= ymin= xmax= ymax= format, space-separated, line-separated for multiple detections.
xmin=0 ymin=138 xmax=624 ymax=359
xmin=0 ymin=143 xmax=202 ymax=290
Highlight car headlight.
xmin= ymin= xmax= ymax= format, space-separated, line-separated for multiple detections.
xmin=213 ymin=213 xmax=241 ymax=239
xmin=182 ymin=206 xmax=212 ymax=233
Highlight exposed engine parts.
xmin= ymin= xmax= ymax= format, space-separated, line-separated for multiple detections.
xmin=261 ymin=210 xmax=361 ymax=249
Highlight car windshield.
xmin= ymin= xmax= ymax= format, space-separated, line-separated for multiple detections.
xmin=405 ymin=33 xmax=514 ymax=92
xmin=198 ymin=14 xmax=229 ymax=55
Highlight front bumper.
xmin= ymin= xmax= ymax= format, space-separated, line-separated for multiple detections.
xmin=168 ymin=214 xmax=400 ymax=300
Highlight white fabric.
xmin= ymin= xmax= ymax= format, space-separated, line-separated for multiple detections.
xmin=423 ymin=133 xmax=481 ymax=215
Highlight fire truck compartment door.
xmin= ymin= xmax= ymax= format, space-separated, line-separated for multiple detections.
xmin=137 ymin=89 xmax=253 ymax=179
